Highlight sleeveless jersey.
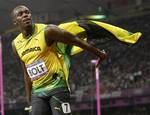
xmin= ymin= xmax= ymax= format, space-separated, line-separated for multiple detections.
xmin=13 ymin=24 xmax=69 ymax=96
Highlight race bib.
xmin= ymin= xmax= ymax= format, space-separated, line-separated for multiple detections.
xmin=26 ymin=60 xmax=48 ymax=80
xmin=61 ymin=103 xmax=71 ymax=114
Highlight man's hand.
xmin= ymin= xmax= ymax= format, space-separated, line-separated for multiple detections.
xmin=96 ymin=50 xmax=107 ymax=67
xmin=24 ymin=106 xmax=32 ymax=112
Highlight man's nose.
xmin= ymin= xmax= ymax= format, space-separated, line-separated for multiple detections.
xmin=22 ymin=12 xmax=28 ymax=17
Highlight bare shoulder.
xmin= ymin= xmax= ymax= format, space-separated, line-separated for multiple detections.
xmin=44 ymin=23 xmax=73 ymax=45
xmin=44 ymin=24 xmax=61 ymax=46
xmin=45 ymin=24 xmax=64 ymax=38
xmin=45 ymin=24 xmax=59 ymax=31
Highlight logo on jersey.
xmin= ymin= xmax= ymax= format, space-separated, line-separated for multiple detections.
xmin=22 ymin=46 xmax=41 ymax=56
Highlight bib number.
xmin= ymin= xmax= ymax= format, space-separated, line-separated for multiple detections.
xmin=26 ymin=60 xmax=48 ymax=80
xmin=61 ymin=103 xmax=71 ymax=114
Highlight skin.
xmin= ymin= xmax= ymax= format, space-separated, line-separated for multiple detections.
xmin=11 ymin=5 xmax=107 ymax=105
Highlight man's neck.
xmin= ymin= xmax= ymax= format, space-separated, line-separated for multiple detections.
xmin=21 ymin=24 xmax=35 ymax=38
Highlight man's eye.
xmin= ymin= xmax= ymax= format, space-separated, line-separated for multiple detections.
xmin=25 ymin=10 xmax=29 ymax=14
xmin=17 ymin=12 xmax=22 ymax=16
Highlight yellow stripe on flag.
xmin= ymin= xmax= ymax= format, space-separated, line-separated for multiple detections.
xmin=91 ymin=21 xmax=142 ymax=44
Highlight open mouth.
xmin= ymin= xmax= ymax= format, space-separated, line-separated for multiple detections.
xmin=23 ymin=18 xmax=31 ymax=24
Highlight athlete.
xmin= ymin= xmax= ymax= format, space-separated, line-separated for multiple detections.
xmin=11 ymin=5 xmax=107 ymax=115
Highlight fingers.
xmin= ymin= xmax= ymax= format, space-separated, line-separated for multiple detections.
xmin=96 ymin=50 xmax=107 ymax=67
xmin=24 ymin=106 xmax=32 ymax=112
xmin=96 ymin=58 xmax=101 ymax=67
xmin=100 ymin=50 xmax=107 ymax=61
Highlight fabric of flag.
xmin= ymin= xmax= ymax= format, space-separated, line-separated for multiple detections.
xmin=58 ymin=21 xmax=87 ymax=56
xmin=91 ymin=21 xmax=142 ymax=44
xmin=58 ymin=20 xmax=142 ymax=56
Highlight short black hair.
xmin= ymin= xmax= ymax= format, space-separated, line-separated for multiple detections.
xmin=11 ymin=5 xmax=29 ymax=19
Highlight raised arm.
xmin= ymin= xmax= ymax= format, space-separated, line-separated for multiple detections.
xmin=12 ymin=41 xmax=32 ymax=105
xmin=45 ymin=24 xmax=107 ymax=63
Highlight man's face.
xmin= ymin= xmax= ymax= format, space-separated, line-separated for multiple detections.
xmin=13 ymin=6 xmax=32 ymax=28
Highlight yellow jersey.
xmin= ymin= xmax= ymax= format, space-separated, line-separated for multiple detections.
xmin=13 ymin=24 xmax=68 ymax=95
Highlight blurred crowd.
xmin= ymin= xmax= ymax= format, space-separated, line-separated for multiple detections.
xmin=102 ymin=105 xmax=150 ymax=115
xmin=2 ymin=13 xmax=150 ymax=105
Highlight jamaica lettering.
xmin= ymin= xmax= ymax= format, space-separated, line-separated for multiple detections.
xmin=22 ymin=46 xmax=41 ymax=56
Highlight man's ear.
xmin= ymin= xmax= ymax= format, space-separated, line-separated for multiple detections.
xmin=12 ymin=14 xmax=17 ymax=25
xmin=14 ymin=21 xmax=17 ymax=25
xmin=11 ymin=12 xmax=17 ymax=25
xmin=13 ymin=20 xmax=17 ymax=25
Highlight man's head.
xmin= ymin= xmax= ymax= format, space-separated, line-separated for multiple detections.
xmin=11 ymin=5 xmax=32 ymax=29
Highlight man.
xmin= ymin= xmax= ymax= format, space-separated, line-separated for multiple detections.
xmin=11 ymin=5 xmax=107 ymax=115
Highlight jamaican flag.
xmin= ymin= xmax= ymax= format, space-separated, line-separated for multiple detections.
xmin=56 ymin=20 xmax=142 ymax=89
xmin=58 ymin=20 xmax=142 ymax=55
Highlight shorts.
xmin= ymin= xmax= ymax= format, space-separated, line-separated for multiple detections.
xmin=31 ymin=88 xmax=72 ymax=115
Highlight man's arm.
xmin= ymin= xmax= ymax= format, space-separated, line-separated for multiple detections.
xmin=20 ymin=61 xmax=32 ymax=105
xmin=45 ymin=25 xmax=107 ymax=63
xmin=12 ymin=41 xmax=32 ymax=105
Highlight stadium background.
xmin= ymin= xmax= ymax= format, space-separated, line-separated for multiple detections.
xmin=0 ymin=0 xmax=150 ymax=115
